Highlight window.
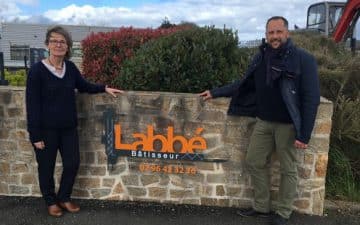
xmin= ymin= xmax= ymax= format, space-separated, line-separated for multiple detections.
xmin=329 ymin=6 xmax=343 ymax=33
xmin=307 ymin=4 xmax=326 ymax=31
xmin=10 ymin=45 xmax=30 ymax=60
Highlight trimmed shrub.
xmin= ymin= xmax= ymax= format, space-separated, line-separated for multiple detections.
xmin=81 ymin=26 xmax=189 ymax=85
xmin=4 ymin=69 xmax=27 ymax=86
xmin=115 ymin=26 xmax=245 ymax=92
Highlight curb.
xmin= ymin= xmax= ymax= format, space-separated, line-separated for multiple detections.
xmin=324 ymin=199 xmax=360 ymax=211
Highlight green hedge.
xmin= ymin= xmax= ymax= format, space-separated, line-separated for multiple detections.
xmin=4 ymin=69 xmax=27 ymax=86
xmin=114 ymin=26 xmax=248 ymax=92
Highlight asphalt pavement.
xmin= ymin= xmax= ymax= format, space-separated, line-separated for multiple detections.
xmin=0 ymin=196 xmax=359 ymax=225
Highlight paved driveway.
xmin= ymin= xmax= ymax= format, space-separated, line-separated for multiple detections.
xmin=0 ymin=196 xmax=359 ymax=225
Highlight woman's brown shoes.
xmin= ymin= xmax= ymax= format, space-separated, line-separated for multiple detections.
xmin=48 ymin=204 xmax=63 ymax=217
xmin=58 ymin=201 xmax=80 ymax=213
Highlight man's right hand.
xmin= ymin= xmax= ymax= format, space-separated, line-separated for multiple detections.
xmin=34 ymin=141 xmax=45 ymax=150
xmin=199 ymin=90 xmax=213 ymax=101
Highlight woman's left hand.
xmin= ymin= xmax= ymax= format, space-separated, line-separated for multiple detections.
xmin=105 ymin=86 xmax=125 ymax=97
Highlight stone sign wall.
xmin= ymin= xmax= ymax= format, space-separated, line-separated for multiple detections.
xmin=0 ymin=86 xmax=333 ymax=215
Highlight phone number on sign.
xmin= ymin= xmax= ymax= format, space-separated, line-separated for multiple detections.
xmin=139 ymin=163 xmax=197 ymax=175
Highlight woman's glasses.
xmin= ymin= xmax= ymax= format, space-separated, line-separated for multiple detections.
xmin=49 ymin=39 xmax=67 ymax=46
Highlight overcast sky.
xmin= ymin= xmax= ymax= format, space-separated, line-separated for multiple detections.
xmin=0 ymin=0 xmax=349 ymax=40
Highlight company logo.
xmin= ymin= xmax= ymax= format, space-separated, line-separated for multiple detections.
xmin=102 ymin=108 xmax=208 ymax=167
xmin=114 ymin=124 xmax=207 ymax=160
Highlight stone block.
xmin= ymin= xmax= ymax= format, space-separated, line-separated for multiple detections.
xmin=308 ymin=137 xmax=330 ymax=153
xmin=31 ymin=184 xmax=41 ymax=195
xmin=0 ymin=182 xmax=8 ymax=194
xmin=76 ymin=177 xmax=101 ymax=189
xmin=9 ymin=185 xmax=30 ymax=195
xmin=91 ymin=188 xmax=111 ymax=198
xmin=113 ymin=182 xmax=124 ymax=194
xmin=196 ymin=110 xmax=226 ymax=123
xmin=21 ymin=174 xmax=37 ymax=185
xmin=314 ymin=120 xmax=332 ymax=135
xmin=201 ymin=185 xmax=213 ymax=196
xmin=96 ymin=151 xmax=107 ymax=165
xmin=141 ymin=174 xmax=160 ymax=186
xmin=0 ymin=91 xmax=12 ymax=104
xmin=0 ymin=130 xmax=10 ymax=139
xmin=7 ymin=107 xmax=23 ymax=118
xmin=3 ymin=119 xmax=16 ymax=129
xmin=216 ymin=185 xmax=225 ymax=196
xmin=294 ymin=199 xmax=310 ymax=210
xmin=304 ymin=153 xmax=314 ymax=165
xmin=127 ymin=187 xmax=146 ymax=196
xmin=11 ymin=92 xmax=25 ymax=106
xmin=200 ymin=197 xmax=217 ymax=206
xmin=84 ymin=152 xmax=95 ymax=164
xmin=0 ymin=162 xmax=10 ymax=174
xmin=11 ymin=163 xmax=28 ymax=173
xmin=217 ymin=199 xmax=230 ymax=207
xmin=315 ymin=154 xmax=328 ymax=177
xmin=121 ymin=175 xmax=139 ymax=186
xmin=72 ymin=188 xmax=90 ymax=198
xmin=89 ymin=166 xmax=107 ymax=176
xmin=170 ymin=175 xmax=188 ymax=188
xmin=297 ymin=167 xmax=312 ymax=179
xmin=16 ymin=120 xmax=27 ymax=129
xmin=170 ymin=189 xmax=193 ymax=198
xmin=0 ymin=140 xmax=17 ymax=151
xmin=312 ymin=189 xmax=325 ymax=215
xmin=316 ymin=101 xmax=333 ymax=120
xmin=207 ymin=174 xmax=227 ymax=183
xmin=181 ymin=199 xmax=200 ymax=205
xmin=148 ymin=187 xmax=167 ymax=198
xmin=0 ymin=106 xmax=4 ymax=117
xmin=159 ymin=175 xmax=170 ymax=185
xmin=8 ymin=130 xmax=27 ymax=141
xmin=4 ymin=174 xmax=20 ymax=184
xmin=226 ymin=186 xmax=242 ymax=197
xmin=102 ymin=178 xmax=115 ymax=187
xmin=196 ymin=162 xmax=215 ymax=171
xmin=18 ymin=140 xmax=34 ymax=152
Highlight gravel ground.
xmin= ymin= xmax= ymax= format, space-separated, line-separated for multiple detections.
xmin=0 ymin=196 xmax=359 ymax=225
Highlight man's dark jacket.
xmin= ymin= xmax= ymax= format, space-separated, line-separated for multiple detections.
xmin=210 ymin=39 xmax=320 ymax=144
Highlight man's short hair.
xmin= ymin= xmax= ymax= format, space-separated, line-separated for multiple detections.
xmin=266 ymin=16 xmax=289 ymax=30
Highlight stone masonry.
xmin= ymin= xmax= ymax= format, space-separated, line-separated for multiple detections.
xmin=0 ymin=86 xmax=333 ymax=215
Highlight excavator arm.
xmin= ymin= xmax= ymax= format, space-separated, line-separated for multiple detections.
xmin=333 ymin=0 xmax=360 ymax=42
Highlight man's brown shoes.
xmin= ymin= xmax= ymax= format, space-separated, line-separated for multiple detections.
xmin=58 ymin=201 xmax=80 ymax=213
xmin=48 ymin=204 xmax=63 ymax=217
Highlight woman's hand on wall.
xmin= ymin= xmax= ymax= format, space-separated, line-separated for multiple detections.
xmin=34 ymin=141 xmax=45 ymax=150
xmin=199 ymin=90 xmax=212 ymax=101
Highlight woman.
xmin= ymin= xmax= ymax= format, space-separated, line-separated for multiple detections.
xmin=26 ymin=26 xmax=123 ymax=217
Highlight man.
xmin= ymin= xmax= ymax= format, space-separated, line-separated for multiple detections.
xmin=199 ymin=16 xmax=320 ymax=225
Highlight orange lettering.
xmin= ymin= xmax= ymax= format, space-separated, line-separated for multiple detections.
xmin=114 ymin=124 xmax=133 ymax=150
xmin=114 ymin=124 xmax=207 ymax=153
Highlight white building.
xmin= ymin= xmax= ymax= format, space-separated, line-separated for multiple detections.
xmin=0 ymin=23 xmax=117 ymax=69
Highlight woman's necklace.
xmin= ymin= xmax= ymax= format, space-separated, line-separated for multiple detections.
xmin=48 ymin=57 xmax=64 ymax=70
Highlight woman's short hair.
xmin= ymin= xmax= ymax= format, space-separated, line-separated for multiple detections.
xmin=45 ymin=25 xmax=73 ymax=59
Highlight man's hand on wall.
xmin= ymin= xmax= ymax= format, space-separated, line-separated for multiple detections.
xmin=294 ymin=140 xmax=308 ymax=149
xmin=105 ymin=86 xmax=124 ymax=98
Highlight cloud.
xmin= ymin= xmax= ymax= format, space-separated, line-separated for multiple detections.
xmin=1 ymin=0 xmax=328 ymax=40
xmin=0 ymin=0 xmax=39 ymax=22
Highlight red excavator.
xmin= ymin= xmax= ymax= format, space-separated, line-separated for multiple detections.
xmin=306 ymin=0 xmax=360 ymax=52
